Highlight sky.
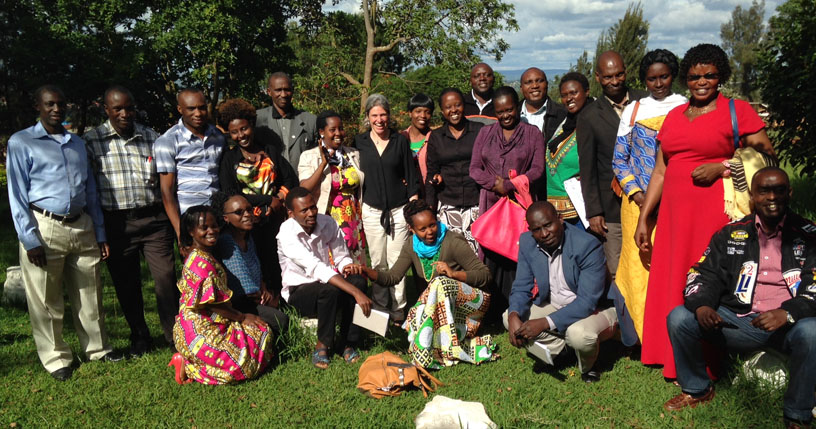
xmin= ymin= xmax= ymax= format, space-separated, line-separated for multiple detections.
xmin=325 ymin=0 xmax=781 ymax=71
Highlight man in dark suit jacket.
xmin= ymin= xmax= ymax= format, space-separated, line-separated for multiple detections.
xmin=256 ymin=72 xmax=318 ymax=174
xmin=463 ymin=62 xmax=496 ymax=119
xmin=520 ymin=67 xmax=567 ymax=201
xmin=520 ymin=67 xmax=568 ymax=143
xmin=504 ymin=202 xmax=617 ymax=382
xmin=576 ymin=51 xmax=647 ymax=278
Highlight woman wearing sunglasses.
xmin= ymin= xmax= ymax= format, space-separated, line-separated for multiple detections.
xmin=212 ymin=192 xmax=290 ymax=337
xmin=634 ymin=44 xmax=775 ymax=380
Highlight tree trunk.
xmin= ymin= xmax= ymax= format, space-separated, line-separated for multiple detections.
xmin=210 ymin=60 xmax=219 ymax=123
xmin=359 ymin=0 xmax=377 ymax=116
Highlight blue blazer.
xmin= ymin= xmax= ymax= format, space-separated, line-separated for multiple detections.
xmin=508 ymin=222 xmax=607 ymax=332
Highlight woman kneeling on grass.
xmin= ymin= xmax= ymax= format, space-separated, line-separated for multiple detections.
xmin=168 ymin=206 xmax=272 ymax=385
xmin=344 ymin=200 xmax=498 ymax=369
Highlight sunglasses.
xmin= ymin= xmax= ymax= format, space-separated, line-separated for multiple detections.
xmin=686 ymin=73 xmax=719 ymax=82
xmin=224 ymin=208 xmax=253 ymax=217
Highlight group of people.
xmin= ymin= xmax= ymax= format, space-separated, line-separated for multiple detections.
xmin=7 ymin=41 xmax=816 ymax=427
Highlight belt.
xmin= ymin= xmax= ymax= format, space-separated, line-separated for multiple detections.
xmin=30 ymin=204 xmax=82 ymax=223
xmin=105 ymin=204 xmax=163 ymax=220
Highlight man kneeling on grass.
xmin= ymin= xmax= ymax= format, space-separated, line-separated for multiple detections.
xmin=665 ymin=167 xmax=816 ymax=429
xmin=504 ymin=201 xmax=617 ymax=383
xmin=277 ymin=187 xmax=372 ymax=369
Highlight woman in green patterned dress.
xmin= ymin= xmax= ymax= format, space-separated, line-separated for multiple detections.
xmin=344 ymin=199 xmax=497 ymax=369
xmin=546 ymin=72 xmax=593 ymax=224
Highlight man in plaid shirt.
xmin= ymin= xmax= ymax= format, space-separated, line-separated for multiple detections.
xmin=84 ymin=86 xmax=177 ymax=356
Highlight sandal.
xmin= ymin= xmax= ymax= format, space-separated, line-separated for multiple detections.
xmin=312 ymin=347 xmax=330 ymax=369
xmin=342 ymin=347 xmax=361 ymax=364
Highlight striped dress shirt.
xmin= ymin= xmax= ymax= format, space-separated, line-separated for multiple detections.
xmin=154 ymin=119 xmax=225 ymax=213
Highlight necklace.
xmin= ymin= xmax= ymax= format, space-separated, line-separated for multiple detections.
xmin=241 ymin=149 xmax=263 ymax=163
xmin=370 ymin=131 xmax=389 ymax=147
xmin=689 ymin=102 xmax=715 ymax=116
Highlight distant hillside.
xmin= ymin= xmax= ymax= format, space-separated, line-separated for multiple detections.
xmin=497 ymin=68 xmax=569 ymax=83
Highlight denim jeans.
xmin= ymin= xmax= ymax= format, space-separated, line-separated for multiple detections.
xmin=667 ymin=305 xmax=816 ymax=422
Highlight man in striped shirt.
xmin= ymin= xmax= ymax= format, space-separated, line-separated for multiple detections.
xmin=154 ymin=88 xmax=225 ymax=240
xmin=84 ymin=86 xmax=177 ymax=355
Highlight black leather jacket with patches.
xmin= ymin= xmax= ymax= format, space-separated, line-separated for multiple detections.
xmin=683 ymin=211 xmax=816 ymax=322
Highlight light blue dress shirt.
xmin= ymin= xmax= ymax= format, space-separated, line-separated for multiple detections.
xmin=6 ymin=122 xmax=107 ymax=250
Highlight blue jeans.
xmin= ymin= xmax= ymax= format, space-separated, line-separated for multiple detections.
xmin=667 ymin=305 xmax=816 ymax=422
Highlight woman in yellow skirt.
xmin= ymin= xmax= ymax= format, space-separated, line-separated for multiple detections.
xmin=612 ymin=49 xmax=686 ymax=341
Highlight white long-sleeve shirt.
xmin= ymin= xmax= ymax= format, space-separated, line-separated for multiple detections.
xmin=276 ymin=214 xmax=354 ymax=301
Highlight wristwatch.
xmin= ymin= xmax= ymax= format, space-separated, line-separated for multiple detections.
xmin=786 ymin=311 xmax=795 ymax=325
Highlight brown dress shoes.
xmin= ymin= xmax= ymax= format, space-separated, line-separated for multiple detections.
xmin=663 ymin=386 xmax=715 ymax=411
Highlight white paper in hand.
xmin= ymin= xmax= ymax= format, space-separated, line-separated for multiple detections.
xmin=352 ymin=304 xmax=390 ymax=337
xmin=563 ymin=177 xmax=590 ymax=229
xmin=526 ymin=341 xmax=554 ymax=365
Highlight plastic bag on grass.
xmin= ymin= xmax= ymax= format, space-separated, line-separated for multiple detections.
xmin=414 ymin=395 xmax=496 ymax=429
xmin=734 ymin=349 xmax=787 ymax=389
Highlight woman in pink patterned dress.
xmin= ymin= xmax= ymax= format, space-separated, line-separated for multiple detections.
xmin=168 ymin=205 xmax=272 ymax=385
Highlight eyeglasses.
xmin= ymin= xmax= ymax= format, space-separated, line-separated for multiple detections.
xmin=224 ymin=208 xmax=253 ymax=217
xmin=686 ymin=73 xmax=719 ymax=82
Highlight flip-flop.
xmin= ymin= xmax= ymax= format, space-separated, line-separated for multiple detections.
xmin=312 ymin=347 xmax=330 ymax=369
xmin=342 ymin=347 xmax=361 ymax=364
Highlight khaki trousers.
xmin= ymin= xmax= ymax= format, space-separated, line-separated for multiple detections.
xmin=503 ymin=304 xmax=617 ymax=373
xmin=19 ymin=212 xmax=112 ymax=372
xmin=362 ymin=203 xmax=410 ymax=314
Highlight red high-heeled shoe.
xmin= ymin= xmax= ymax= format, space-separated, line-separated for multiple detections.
xmin=167 ymin=353 xmax=191 ymax=385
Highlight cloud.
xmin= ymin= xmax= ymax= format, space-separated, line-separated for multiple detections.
xmin=324 ymin=0 xmax=781 ymax=71
xmin=492 ymin=0 xmax=782 ymax=70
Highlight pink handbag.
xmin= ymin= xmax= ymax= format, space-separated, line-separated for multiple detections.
xmin=471 ymin=171 xmax=533 ymax=262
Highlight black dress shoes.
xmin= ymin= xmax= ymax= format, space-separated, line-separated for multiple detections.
xmin=581 ymin=369 xmax=601 ymax=383
xmin=128 ymin=338 xmax=153 ymax=358
xmin=99 ymin=351 xmax=125 ymax=362
xmin=50 ymin=367 xmax=73 ymax=381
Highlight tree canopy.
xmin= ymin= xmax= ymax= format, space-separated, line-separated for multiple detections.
xmin=0 ymin=0 xmax=321 ymax=135
xmin=592 ymin=2 xmax=649 ymax=96
xmin=758 ymin=0 xmax=816 ymax=177
xmin=720 ymin=0 xmax=766 ymax=100
xmin=337 ymin=0 xmax=519 ymax=114
xmin=0 ymin=0 xmax=517 ymax=136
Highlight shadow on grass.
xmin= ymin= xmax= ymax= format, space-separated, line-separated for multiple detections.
xmin=0 ymin=332 xmax=29 ymax=346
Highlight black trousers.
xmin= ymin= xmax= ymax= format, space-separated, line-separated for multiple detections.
xmin=483 ymin=248 xmax=516 ymax=321
xmin=230 ymin=294 xmax=290 ymax=336
xmin=287 ymin=275 xmax=367 ymax=350
xmin=103 ymin=208 xmax=177 ymax=344
xmin=251 ymin=211 xmax=286 ymax=294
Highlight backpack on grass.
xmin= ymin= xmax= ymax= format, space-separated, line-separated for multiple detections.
xmin=357 ymin=351 xmax=443 ymax=398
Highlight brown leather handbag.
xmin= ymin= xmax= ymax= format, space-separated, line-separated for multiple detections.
xmin=357 ymin=352 xmax=443 ymax=399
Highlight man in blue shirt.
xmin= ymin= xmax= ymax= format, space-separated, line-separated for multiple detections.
xmin=154 ymin=88 xmax=225 ymax=239
xmin=6 ymin=85 xmax=122 ymax=381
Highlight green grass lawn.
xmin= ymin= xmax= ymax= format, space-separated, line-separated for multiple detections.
xmin=2 ymin=179 xmax=814 ymax=427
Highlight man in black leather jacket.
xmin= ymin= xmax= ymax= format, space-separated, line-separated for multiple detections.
xmin=663 ymin=167 xmax=816 ymax=429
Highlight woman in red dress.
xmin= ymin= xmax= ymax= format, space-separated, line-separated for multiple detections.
xmin=635 ymin=44 xmax=775 ymax=379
